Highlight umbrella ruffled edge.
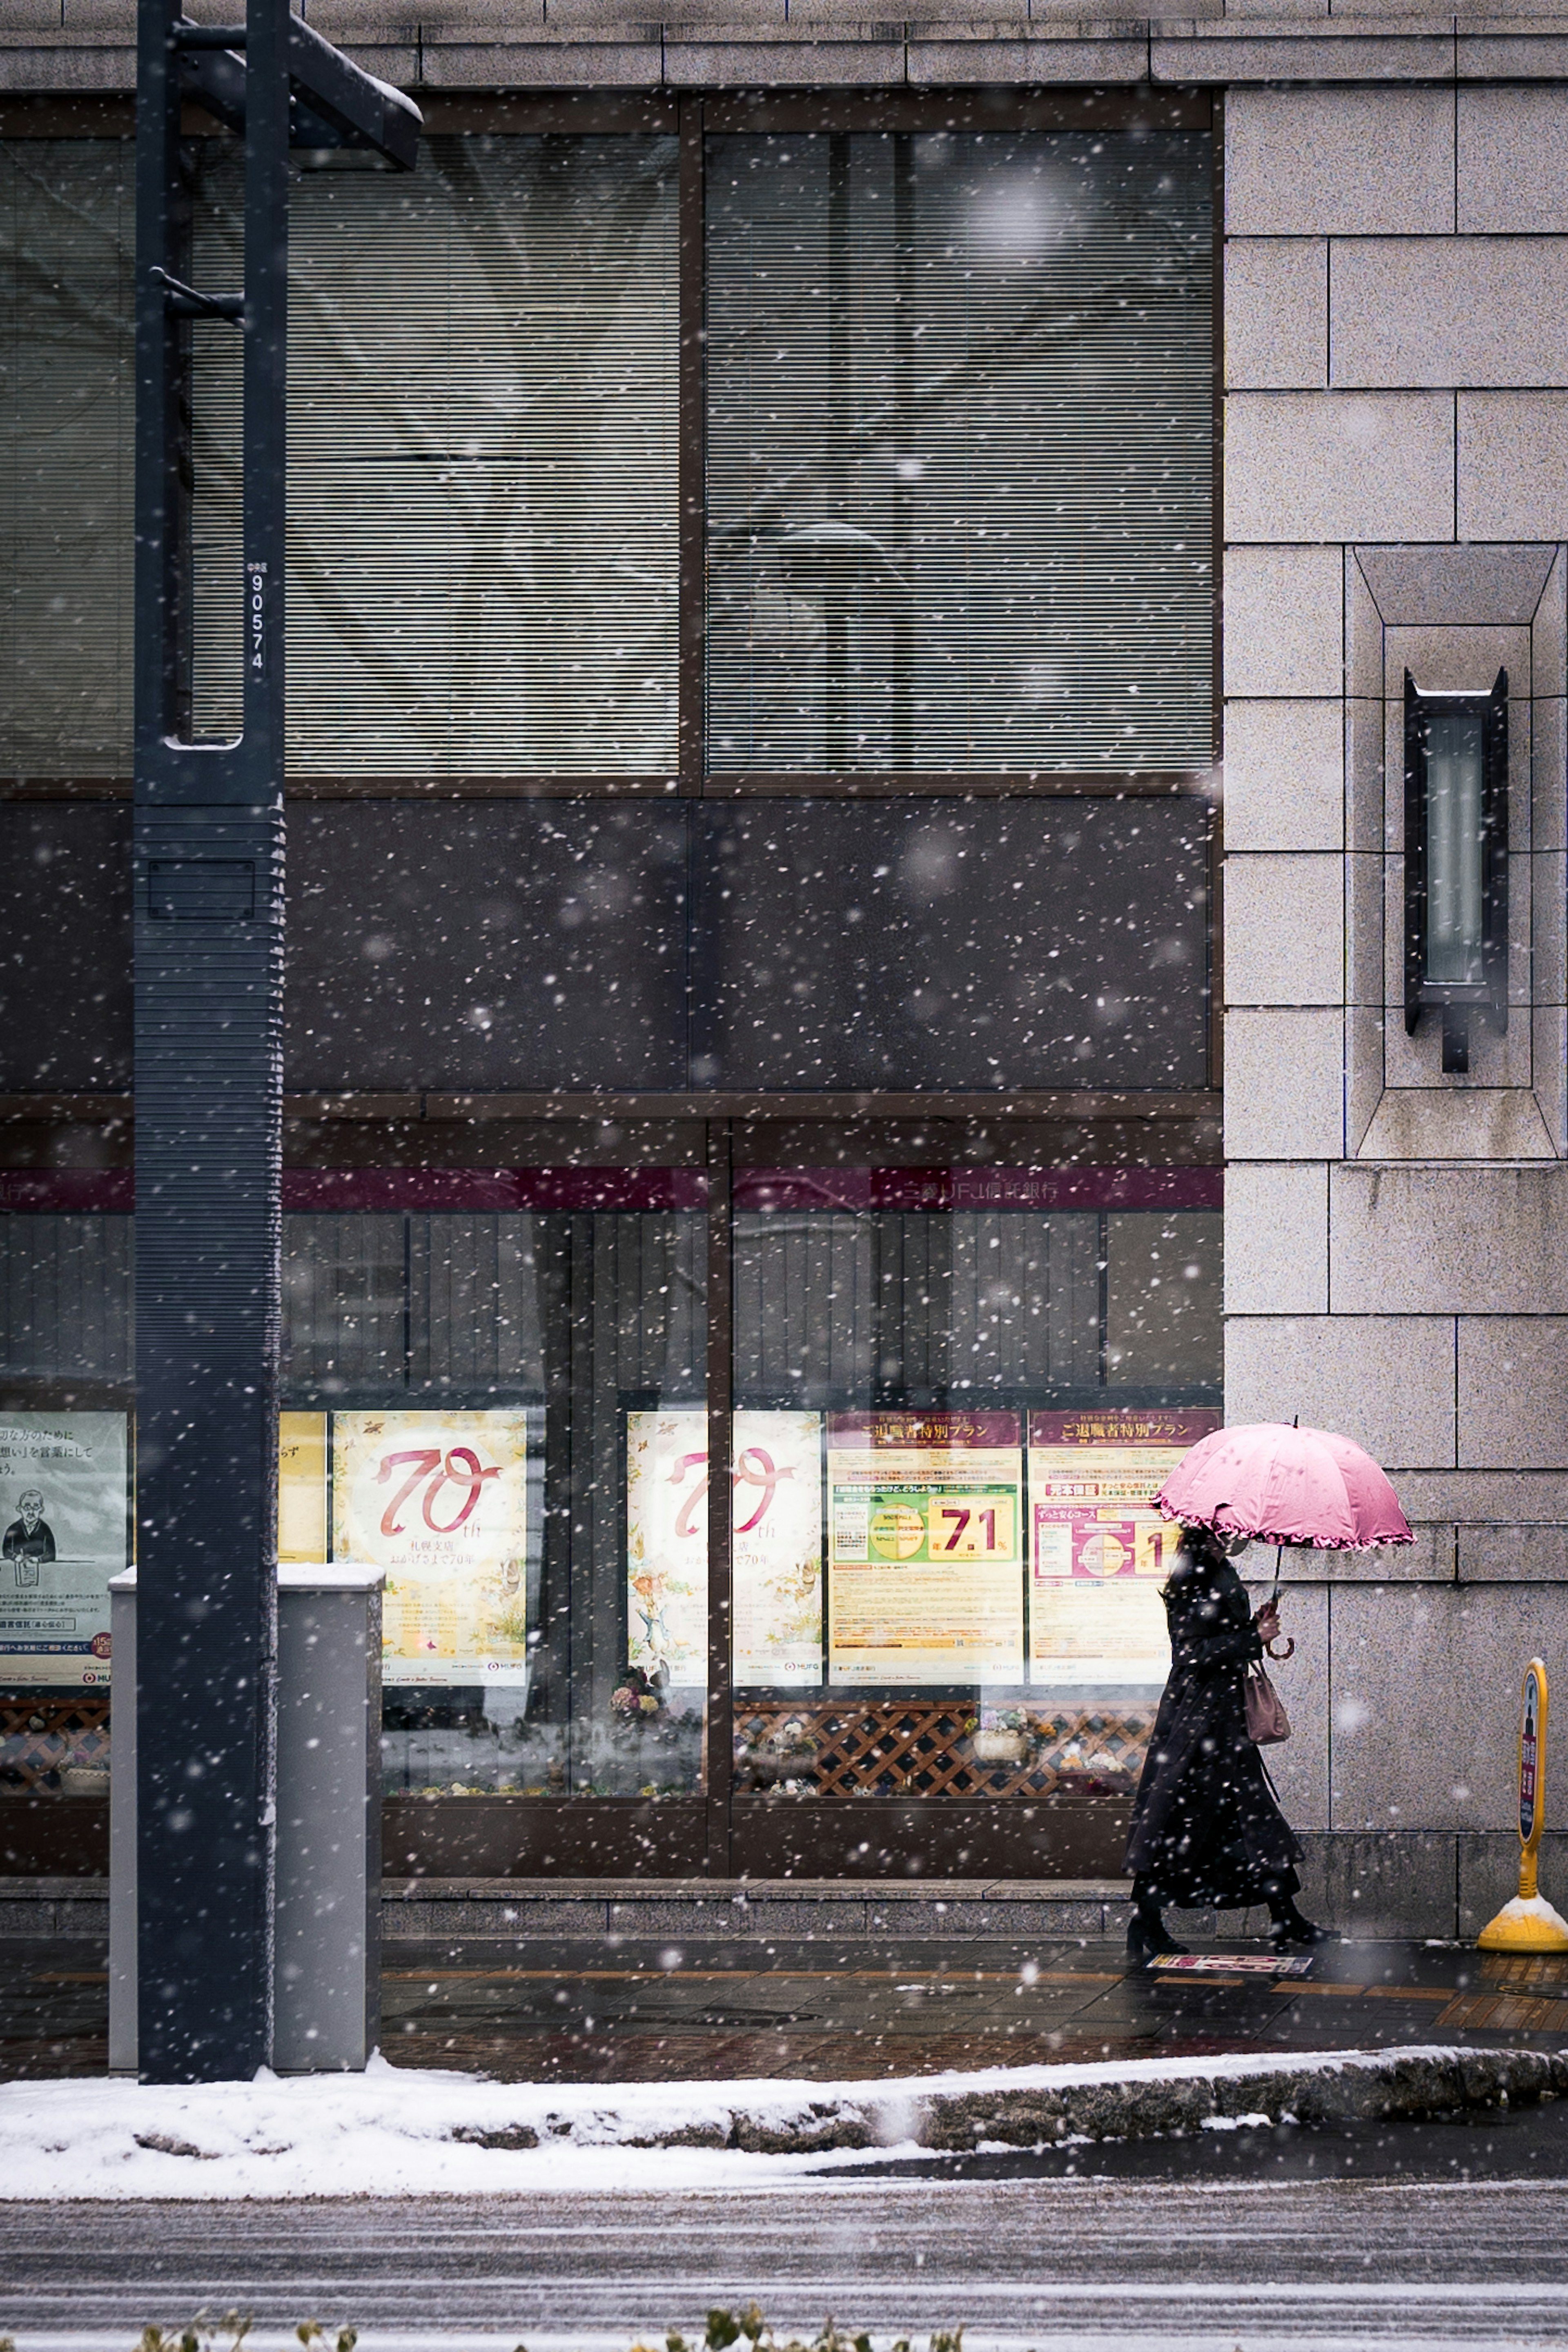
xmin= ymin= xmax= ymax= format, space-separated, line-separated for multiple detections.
xmin=1153 ymin=1497 xmax=1415 ymax=1547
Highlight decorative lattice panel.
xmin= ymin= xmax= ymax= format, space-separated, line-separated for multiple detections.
xmin=734 ymin=1701 xmax=1154 ymax=1798
xmin=0 ymin=1696 xmax=111 ymax=1790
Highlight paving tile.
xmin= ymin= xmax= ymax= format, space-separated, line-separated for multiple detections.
xmin=13 ymin=1930 xmax=1568 ymax=2085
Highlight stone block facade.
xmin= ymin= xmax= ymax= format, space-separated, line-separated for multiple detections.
xmin=1221 ymin=62 xmax=1568 ymax=1931
xmin=10 ymin=1 xmax=1568 ymax=1932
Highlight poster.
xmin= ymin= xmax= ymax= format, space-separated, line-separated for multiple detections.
xmin=333 ymin=1409 xmax=530 ymax=1686
xmin=827 ymin=1411 xmax=1024 ymax=1685
xmin=278 ymin=1412 xmax=327 ymax=1563
xmin=733 ymin=1412 xmax=822 ymax=1685
xmin=0 ymin=1416 xmax=125 ymax=1687
xmin=626 ymin=1410 xmax=824 ymax=1687
xmin=626 ymin=1411 xmax=709 ymax=1682
xmin=1028 ymin=1408 xmax=1221 ymax=1684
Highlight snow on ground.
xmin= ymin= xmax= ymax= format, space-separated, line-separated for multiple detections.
xmin=0 ymin=2045 xmax=1468 ymax=2201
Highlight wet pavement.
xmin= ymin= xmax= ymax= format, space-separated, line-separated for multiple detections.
xmin=4 ymin=1934 xmax=1568 ymax=2082
xmin=6 ymin=2171 xmax=1568 ymax=2343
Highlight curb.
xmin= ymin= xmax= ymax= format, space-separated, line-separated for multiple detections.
xmin=916 ymin=2047 xmax=1567 ymax=2153
xmin=451 ymin=2047 xmax=1568 ymax=2156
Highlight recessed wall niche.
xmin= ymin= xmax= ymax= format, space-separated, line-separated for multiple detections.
xmin=1347 ymin=543 xmax=1567 ymax=1161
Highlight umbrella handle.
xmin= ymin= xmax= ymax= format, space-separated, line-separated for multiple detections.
xmin=1265 ymin=1635 xmax=1296 ymax=1662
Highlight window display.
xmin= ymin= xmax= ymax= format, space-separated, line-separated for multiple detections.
xmin=278 ymin=1194 xmax=705 ymax=1800
xmin=0 ymin=1154 xmax=1221 ymax=1864
xmin=731 ymin=1181 xmax=1221 ymax=1806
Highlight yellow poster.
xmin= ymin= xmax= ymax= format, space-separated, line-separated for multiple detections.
xmin=626 ymin=1410 xmax=824 ymax=1687
xmin=333 ymin=1409 xmax=530 ymax=1687
xmin=278 ymin=1412 xmax=327 ymax=1562
xmin=1027 ymin=1408 xmax=1221 ymax=1684
xmin=827 ymin=1411 xmax=1024 ymax=1686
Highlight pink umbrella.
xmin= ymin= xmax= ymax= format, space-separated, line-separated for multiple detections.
xmin=1155 ymin=1421 xmax=1413 ymax=1551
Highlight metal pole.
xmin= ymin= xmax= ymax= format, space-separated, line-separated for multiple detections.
xmin=132 ymin=0 xmax=287 ymax=2081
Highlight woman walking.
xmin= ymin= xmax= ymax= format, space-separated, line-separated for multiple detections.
xmin=1124 ymin=1522 xmax=1330 ymax=1962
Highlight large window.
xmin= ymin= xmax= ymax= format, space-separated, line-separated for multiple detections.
xmin=706 ymin=130 xmax=1213 ymax=775
xmin=0 ymin=98 xmax=1213 ymax=785
xmin=0 ymin=89 xmax=1220 ymax=1882
xmin=0 ymin=1157 xmax=1220 ymax=1875
xmin=188 ymin=134 xmax=681 ymax=775
xmin=0 ymin=138 xmax=133 ymax=776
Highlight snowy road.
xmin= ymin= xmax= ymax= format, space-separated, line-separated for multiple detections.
xmin=4 ymin=2173 xmax=1568 ymax=2350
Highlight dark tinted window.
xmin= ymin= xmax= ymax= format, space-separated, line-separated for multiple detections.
xmin=692 ymin=800 xmax=1209 ymax=1090
xmin=285 ymin=803 xmax=689 ymax=1091
xmin=0 ymin=806 xmax=131 ymax=1091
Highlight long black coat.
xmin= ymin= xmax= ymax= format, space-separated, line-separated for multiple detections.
xmin=1124 ymin=1548 xmax=1302 ymax=1908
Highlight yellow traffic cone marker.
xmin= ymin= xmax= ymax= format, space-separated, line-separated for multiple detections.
xmin=1478 ymin=1657 xmax=1568 ymax=1952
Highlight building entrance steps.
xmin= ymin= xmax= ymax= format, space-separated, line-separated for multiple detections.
xmin=0 ymin=1875 xmax=1148 ymax=1945
xmin=383 ymin=1877 xmax=1143 ymax=1944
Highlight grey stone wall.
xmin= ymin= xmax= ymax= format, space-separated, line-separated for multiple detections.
xmin=1223 ymin=77 xmax=1568 ymax=1935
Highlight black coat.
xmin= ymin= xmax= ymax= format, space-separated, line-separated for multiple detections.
xmin=1124 ymin=1547 xmax=1302 ymax=1908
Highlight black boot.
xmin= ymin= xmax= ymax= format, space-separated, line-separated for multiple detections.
xmin=1127 ymin=1877 xmax=1189 ymax=1964
xmin=1267 ymin=1896 xmax=1337 ymax=1947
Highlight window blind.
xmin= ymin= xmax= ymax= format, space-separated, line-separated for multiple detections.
xmin=192 ymin=134 xmax=679 ymax=775
xmin=0 ymin=140 xmax=134 ymax=776
xmin=705 ymin=131 xmax=1214 ymax=775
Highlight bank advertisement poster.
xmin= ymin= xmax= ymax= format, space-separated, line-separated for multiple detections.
xmin=626 ymin=1410 xmax=824 ymax=1686
xmin=1027 ymin=1408 xmax=1221 ymax=1684
xmin=0 ymin=1415 xmax=125 ymax=1687
xmin=333 ymin=1409 xmax=530 ymax=1686
xmin=734 ymin=1411 xmax=823 ymax=1685
xmin=827 ymin=1411 xmax=1024 ymax=1685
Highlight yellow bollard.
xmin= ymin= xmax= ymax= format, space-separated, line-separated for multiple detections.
xmin=1478 ymin=1657 xmax=1568 ymax=1952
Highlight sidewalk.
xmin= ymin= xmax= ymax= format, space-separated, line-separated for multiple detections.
xmin=5 ymin=1931 xmax=1568 ymax=2084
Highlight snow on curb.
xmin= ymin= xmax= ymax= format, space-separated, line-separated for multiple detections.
xmin=0 ymin=2044 xmax=1560 ymax=2201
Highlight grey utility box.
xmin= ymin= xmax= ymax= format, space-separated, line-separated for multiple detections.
xmin=274 ymin=1564 xmax=383 ymax=2070
xmin=109 ymin=1564 xmax=383 ymax=2074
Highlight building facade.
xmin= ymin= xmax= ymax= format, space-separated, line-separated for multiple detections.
xmin=2 ymin=1 xmax=1566 ymax=1933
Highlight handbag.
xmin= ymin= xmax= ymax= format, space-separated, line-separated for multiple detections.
xmin=1245 ymin=1546 xmax=1294 ymax=1746
xmin=1244 ymin=1659 xmax=1292 ymax=1746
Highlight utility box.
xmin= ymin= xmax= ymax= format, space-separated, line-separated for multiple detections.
xmin=109 ymin=1564 xmax=384 ymax=2074
xmin=107 ymin=1569 xmax=139 ymax=2076
xmin=274 ymin=1564 xmax=383 ymax=2071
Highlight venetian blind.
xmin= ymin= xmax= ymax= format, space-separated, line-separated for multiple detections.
xmin=705 ymin=131 xmax=1214 ymax=776
xmin=0 ymin=140 xmax=134 ymax=776
xmin=189 ymin=133 xmax=680 ymax=775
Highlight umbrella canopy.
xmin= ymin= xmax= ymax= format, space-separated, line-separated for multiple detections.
xmin=1155 ymin=1421 xmax=1413 ymax=1551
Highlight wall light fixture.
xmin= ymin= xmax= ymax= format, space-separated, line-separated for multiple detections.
xmin=1403 ymin=668 xmax=1508 ymax=1075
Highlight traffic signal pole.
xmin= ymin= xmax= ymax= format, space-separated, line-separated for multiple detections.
xmin=131 ymin=0 xmax=416 ymax=2082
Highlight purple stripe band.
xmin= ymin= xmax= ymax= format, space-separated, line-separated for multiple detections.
xmin=735 ymin=1167 xmax=1224 ymax=1212
xmin=0 ymin=1165 xmax=1222 ymax=1214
